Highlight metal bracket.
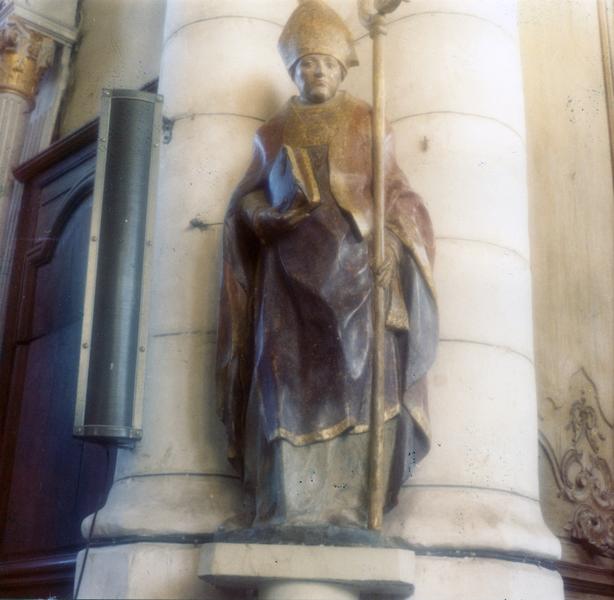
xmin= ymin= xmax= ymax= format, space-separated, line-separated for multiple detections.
xmin=162 ymin=115 xmax=174 ymax=144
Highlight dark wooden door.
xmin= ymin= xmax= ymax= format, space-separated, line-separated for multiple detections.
xmin=0 ymin=123 xmax=115 ymax=598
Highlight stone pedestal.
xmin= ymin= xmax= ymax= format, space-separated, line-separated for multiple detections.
xmin=412 ymin=555 xmax=563 ymax=600
xmin=75 ymin=544 xmax=220 ymax=600
xmin=199 ymin=543 xmax=415 ymax=599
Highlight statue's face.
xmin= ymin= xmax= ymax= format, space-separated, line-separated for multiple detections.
xmin=292 ymin=54 xmax=344 ymax=104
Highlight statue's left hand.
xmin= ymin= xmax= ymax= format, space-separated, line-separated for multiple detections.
xmin=375 ymin=235 xmax=401 ymax=287
xmin=252 ymin=205 xmax=311 ymax=243
xmin=375 ymin=254 xmax=394 ymax=288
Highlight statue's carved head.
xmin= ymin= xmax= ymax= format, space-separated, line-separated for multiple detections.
xmin=291 ymin=53 xmax=344 ymax=104
xmin=279 ymin=0 xmax=357 ymax=102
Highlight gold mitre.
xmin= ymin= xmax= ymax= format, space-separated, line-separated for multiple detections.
xmin=278 ymin=0 xmax=359 ymax=72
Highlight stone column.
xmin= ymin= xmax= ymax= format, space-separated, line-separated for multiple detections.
xmin=76 ymin=2 xmax=295 ymax=598
xmin=0 ymin=17 xmax=53 ymax=252
xmin=78 ymin=1 xmax=565 ymax=598
xmin=0 ymin=93 xmax=28 ymax=228
xmin=0 ymin=2 xmax=78 ymax=348
xmin=348 ymin=1 xmax=563 ymax=597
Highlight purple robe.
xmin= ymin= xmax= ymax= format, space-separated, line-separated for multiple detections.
xmin=216 ymin=92 xmax=438 ymax=521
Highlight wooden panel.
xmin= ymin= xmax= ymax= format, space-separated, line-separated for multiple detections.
xmin=519 ymin=0 xmax=614 ymax=597
xmin=0 ymin=553 xmax=76 ymax=598
xmin=0 ymin=122 xmax=116 ymax=597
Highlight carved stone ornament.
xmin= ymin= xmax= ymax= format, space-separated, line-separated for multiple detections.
xmin=0 ymin=17 xmax=54 ymax=101
xmin=540 ymin=369 xmax=614 ymax=558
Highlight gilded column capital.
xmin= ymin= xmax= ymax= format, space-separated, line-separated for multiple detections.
xmin=0 ymin=17 xmax=54 ymax=102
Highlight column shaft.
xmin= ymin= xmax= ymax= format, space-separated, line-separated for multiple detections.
xmin=0 ymin=17 xmax=54 ymax=222
xmin=374 ymin=0 xmax=557 ymax=553
xmin=260 ymin=582 xmax=357 ymax=600
xmin=79 ymin=1 xmax=564 ymax=598
xmin=77 ymin=2 xmax=295 ymax=598
xmin=0 ymin=92 xmax=28 ymax=236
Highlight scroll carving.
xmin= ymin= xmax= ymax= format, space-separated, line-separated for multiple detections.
xmin=540 ymin=368 xmax=614 ymax=558
xmin=567 ymin=395 xmax=606 ymax=453
xmin=569 ymin=503 xmax=614 ymax=559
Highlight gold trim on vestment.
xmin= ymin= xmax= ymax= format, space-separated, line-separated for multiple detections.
xmin=409 ymin=405 xmax=431 ymax=440
xmin=253 ymin=93 xmax=435 ymax=451
xmin=272 ymin=404 xmax=400 ymax=447
xmin=284 ymin=92 xmax=345 ymax=147
xmin=386 ymin=272 xmax=410 ymax=331
xmin=386 ymin=221 xmax=437 ymax=302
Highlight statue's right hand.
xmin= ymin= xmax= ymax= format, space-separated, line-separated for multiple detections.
xmin=252 ymin=206 xmax=310 ymax=243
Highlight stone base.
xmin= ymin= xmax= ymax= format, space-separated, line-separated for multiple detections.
xmin=198 ymin=542 xmax=415 ymax=599
xmin=81 ymin=474 xmax=243 ymax=538
xmin=75 ymin=543 xmax=236 ymax=600
xmin=74 ymin=541 xmax=565 ymax=599
xmin=412 ymin=555 xmax=564 ymax=600
xmin=387 ymin=485 xmax=562 ymax=559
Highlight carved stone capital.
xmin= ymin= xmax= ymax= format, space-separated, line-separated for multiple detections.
xmin=0 ymin=17 xmax=54 ymax=101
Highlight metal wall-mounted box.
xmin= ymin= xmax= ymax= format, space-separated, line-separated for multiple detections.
xmin=73 ymin=89 xmax=163 ymax=446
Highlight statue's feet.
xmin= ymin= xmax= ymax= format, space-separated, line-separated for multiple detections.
xmin=217 ymin=511 xmax=253 ymax=533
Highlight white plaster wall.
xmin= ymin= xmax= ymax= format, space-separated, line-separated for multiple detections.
xmin=59 ymin=0 xmax=165 ymax=135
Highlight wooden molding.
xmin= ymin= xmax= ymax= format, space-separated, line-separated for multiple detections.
xmin=0 ymin=119 xmax=98 ymax=549
xmin=0 ymin=552 xmax=76 ymax=596
xmin=557 ymin=556 xmax=614 ymax=596
xmin=598 ymin=0 xmax=614 ymax=193
xmin=13 ymin=118 xmax=98 ymax=183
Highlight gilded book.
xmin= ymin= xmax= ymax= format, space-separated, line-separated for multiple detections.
xmin=268 ymin=144 xmax=320 ymax=213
